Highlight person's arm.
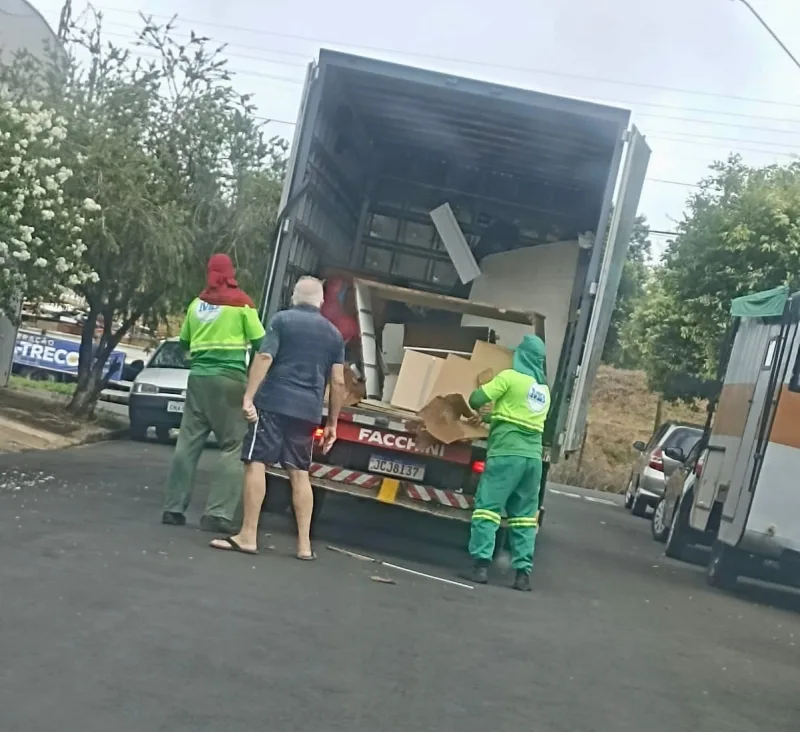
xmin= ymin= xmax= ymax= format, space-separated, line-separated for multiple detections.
xmin=322 ymin=337 xmax=346 ymax=453
xmin=242 ymin=315 xmax=279 ymax=423
xmin=178 ymin=309 xmax=191 ymax=352
xmin=243 ymin=306 xmax=266 ymax=352
xmin=468 ymin=371 xmax=510 ymax=422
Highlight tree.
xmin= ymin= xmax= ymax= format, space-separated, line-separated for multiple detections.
xmin=0 ymin=84 xmax=100 ymax=318
xmin=601 ymin=214 xmax=651 ymax=368
xmin=623 ymin=155 xmax=800 ymax=399
xmin=2 ymin=11 xmax=287 ymax=415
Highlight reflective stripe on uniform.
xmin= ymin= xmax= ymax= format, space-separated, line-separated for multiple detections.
xmin=472 ymin=508 xmax=502 ymax=524
xmin=189 ymin=341 xmax=249 ymax=353
xmin=507 ymin=516 xmax=538 ymax=528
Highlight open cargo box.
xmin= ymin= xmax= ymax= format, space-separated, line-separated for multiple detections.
xmin=260 ymin=49 xmax=650 ymax=473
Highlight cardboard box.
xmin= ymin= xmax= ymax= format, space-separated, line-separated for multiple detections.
xmin=418 ymin=394 xmax=489 ymax=445
xmin=390 ymin=350 xmax=444 ymax=412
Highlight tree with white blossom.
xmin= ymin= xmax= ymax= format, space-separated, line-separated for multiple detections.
xmin=2 ymin=11 xmax=286 ymax=415
xmin=0 ymin=90 xmax=99 ymax=318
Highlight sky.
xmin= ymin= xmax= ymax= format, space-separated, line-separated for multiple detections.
xmin=21 ymin=0 xmax=800 ymax=255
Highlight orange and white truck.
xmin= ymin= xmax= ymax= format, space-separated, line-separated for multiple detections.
xmin=258 ymin=49 xmax=650 ymax=525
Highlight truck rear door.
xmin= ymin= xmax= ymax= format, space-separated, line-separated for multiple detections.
xmin=562 ymin=126 xmax=651 ymax=454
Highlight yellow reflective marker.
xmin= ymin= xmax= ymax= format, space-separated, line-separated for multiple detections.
xmin=377 ymin=478 xmax=400 ymax=504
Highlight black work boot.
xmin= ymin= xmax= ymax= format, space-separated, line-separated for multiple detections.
xmin=512 ymin=571 xmax=532 ymax=592
xmin=161 ymin=511 xmax=186 ymax=526
xmin=465 ymin=560 xmax=490 ymax=585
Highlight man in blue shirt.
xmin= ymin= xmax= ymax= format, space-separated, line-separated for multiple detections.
xmin=210 ymin=276 xmax=346 ymax=560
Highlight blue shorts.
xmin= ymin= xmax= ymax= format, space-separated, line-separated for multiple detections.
xmin=241 ymin=410 xmax=316 ymax=470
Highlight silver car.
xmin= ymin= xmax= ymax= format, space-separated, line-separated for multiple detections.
xmin=624 ymin=421 xmax=703 ymax=517
xmin=128 ymin=339 xmax=189 ymax=442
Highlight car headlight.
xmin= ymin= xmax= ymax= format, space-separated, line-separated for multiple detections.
xmin=134 ymin=383 xmax=159 ymax=394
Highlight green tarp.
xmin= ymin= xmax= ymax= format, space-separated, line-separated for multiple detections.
xmin=730 ymin=285 xmax=790 ymax=319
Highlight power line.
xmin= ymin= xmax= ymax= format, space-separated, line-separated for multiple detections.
xmin=733 ymin=0 xmax=800 ymax=73
xmin=96 ymin=20 xmax=800 ymax=129
xmin=44 ymin=1 xmax=800 ymax=112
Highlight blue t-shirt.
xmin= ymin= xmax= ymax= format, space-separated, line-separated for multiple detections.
xmin=254 ymin=304 xmax=345 ymax=422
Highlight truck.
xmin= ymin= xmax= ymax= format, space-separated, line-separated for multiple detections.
xmin=663 ymin=286 xmax=800 ymax=591
xmin=257 ymin=49 xmax=651 ymax=525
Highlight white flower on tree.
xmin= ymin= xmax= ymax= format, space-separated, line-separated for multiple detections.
xmin=0 ymin=90 xmax=100 ymax=317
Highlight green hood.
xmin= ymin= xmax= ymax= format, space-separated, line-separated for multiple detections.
xmin=512 ymin=335 xmax=547 ymax=384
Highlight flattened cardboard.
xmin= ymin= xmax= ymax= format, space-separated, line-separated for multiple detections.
xmin=390 ymin=350 xmax=444 ymax=412
xmin=418 ymin=394 xmax=488 ymax=445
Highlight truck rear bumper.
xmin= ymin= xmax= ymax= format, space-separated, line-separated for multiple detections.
xmin=265 ymin=463 xmax=474 ymax=522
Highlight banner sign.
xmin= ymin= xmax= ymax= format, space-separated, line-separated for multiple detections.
xmin=13 ymin=331 xmax=126 ymax=381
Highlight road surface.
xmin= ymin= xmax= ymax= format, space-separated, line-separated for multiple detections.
xmin=1 ymin=441 xmax=798 ymax=732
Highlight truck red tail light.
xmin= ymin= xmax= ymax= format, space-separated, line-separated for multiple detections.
xmin=649 ymin=448 xmax=664 ymax=472
xmin=313 ymin=427 xmax=324 ymax=439
xmin=471 ymin=460 xmax=486 ymax=474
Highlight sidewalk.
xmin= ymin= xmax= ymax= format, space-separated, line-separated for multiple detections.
xmin=0 ymin=386 xmax=127 ymax=453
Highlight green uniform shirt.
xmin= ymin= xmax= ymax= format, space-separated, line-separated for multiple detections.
xmin=179 ymin=298 xmax=265 ymax=380
xmin=471 ymin=368 xmax=551 ymax=459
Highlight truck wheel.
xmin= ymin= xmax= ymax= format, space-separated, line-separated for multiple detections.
xmin=707 ymin=540 xmax=739 ymax=590
xmin=263 ymin=477 xmax=292 ymax=514
xmin=130 ymin=421 xmax=148 ymax=442
xmin=665 ymin=492 xmax=692 ymax=561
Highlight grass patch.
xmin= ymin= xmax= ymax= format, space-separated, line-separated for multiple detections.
xmin=550 ymin=366 xmax=706 ymax=493
xmin=9 ymin=375 xmax=76 ymax=396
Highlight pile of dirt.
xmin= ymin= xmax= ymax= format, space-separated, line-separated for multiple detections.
xmin=0 ymin=387 xmax=126 ymax=453
xmin=550 ymin=366 xmax=705 ymax=493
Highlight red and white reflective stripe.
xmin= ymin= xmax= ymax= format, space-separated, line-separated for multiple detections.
xmin=308 ymin=463 xmax=383 ymax=488
xmin=405 ymin=484 xmax=473 ymax=510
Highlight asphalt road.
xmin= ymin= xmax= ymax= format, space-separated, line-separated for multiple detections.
xmin=1 ymin=441 xmax=799 ymax=732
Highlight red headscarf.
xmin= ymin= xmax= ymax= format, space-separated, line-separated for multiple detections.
xmin=199 ymin=254 xmax=255 ymax=308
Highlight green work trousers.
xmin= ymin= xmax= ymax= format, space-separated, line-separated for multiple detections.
xmin=468 ymin=455 xmax=542 ymax=574
xmin=163 ymin=373 xmax=247 ymax=522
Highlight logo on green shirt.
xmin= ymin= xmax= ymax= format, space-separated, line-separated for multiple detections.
xmin=526 ymin=384 xmax=549 ymax=413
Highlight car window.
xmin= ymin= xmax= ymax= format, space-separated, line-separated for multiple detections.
xmin=646 ymin=424 xmax=669 ymax=450
xmin=148 ymin=342 xmax=190 ymax=369
xmin=662 ymin=427 xmax=702 ymax=455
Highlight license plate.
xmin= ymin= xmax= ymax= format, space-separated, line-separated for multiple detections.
xmin=167 ymin=401 xmax=184 ymax=414
xmin=368 ymin=455 xmax=425 ymax=481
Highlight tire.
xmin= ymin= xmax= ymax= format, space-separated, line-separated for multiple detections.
xmin=624 ymin=477 xmax=635 ymax=510
xmin=651 ymin=498 xmax=669 ymax=543
xmin=665 ymin=492 xmax=691 ymax=561
xmin=263 ymin=477 xmax=292 ymax=514
xmin=631 ymin=490 xmax=649 ymax=518
xmin=707 ymin=540 xmax=739 ymax=590
xmin=130 ymin=421 xmax=148 ymax=442
xmin=155 ymin=426 xmax=172 ymax=444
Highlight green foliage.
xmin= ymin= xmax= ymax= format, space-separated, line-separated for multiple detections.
xmin=623 ymin=155 xmax=800 ymax=400
xmin=601 ymin=215 xmax=651 ymax=368
xmin=1 ymin=10 xmax=287 ymax=414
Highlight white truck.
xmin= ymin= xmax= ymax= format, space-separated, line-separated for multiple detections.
xmin=664 ymin=286 xmax=800 ymax=590
xmin=257 ymin=49 xmax=650 ymax=524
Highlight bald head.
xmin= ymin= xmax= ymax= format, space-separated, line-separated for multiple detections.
xmin=292 ymin=276 xmax=324 ymax=308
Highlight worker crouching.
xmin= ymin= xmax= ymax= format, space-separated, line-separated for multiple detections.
xmin=466 ymin=335 xmax=550 ymax=591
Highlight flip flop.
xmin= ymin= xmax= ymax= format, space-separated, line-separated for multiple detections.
xmin=296 ymin=552 xmax=317 ymax=561
xmin=210 ymin=536 xmax=258 ymax=555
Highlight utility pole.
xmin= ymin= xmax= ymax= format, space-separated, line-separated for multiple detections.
xmin=57 ymin=0 xmax=72 ymax=42
xmin=732 ymin=0 xmax=800 ymax=73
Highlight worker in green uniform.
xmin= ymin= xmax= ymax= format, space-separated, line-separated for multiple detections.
xmin=466 ymin=334 xmax=550 ymax=592
xmin=162 ymin=254 xmax=265 ymax=533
